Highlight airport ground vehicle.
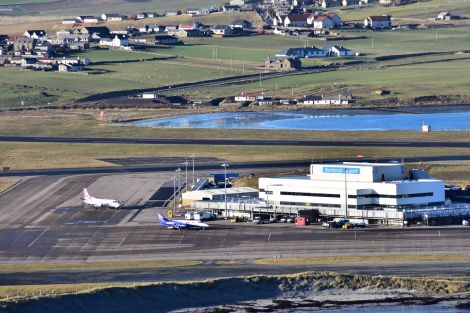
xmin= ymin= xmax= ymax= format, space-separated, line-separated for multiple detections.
xmin=194 ymin=211 xmax=216 ymax=221
xmin=342 ymin=223 xmax=354 ymax=229
xmin=322 ymin=221 xmax=340 ymax=229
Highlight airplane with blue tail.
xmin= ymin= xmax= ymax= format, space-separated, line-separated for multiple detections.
xmin=158 ymin=213 xmax=209 ymax=230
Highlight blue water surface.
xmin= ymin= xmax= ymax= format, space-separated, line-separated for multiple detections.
xmin=133 ymin=111 xmax=470 ymax=131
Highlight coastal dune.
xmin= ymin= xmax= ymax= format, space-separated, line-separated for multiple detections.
xmin=2 ymin=272 xmax=470 ymax=313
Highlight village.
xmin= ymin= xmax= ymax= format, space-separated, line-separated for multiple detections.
xmin=0 ymin=0 xmax=447 ymax=73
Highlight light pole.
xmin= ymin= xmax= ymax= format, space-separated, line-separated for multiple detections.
xmin=191 ymin=154 xmax=195 ymax=185
xmin=344 ymin=167 xmax=348 ymax=220
xmin=175 ymin=167 xmax=181 ymax=208
xmin=173 ymin=176 xmax=176 ymax=217
xmin=221 ymin=162 xmax=229 ymax=219
xmin=182 ymin=160 xmax=189 ymax=191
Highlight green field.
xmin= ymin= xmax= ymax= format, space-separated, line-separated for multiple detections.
xmin=333 ymin=0 xmax=470 ymax=21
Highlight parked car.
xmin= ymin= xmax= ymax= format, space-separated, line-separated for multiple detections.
xmin=280 ymin=217 xmax=287 ymax=223
xmin=323 ymin=221 xmax=339 ymax=229
xmin=286 ymin=217 xmax=294 ymax=223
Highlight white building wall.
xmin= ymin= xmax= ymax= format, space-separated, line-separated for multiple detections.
xmin=259 ymin=164 xmax=444 ymax=213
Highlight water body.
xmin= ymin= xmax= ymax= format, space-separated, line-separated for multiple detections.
xmin=134 ymin=108 xmax=470 ymax=131
xmin=294 ymin=302 xmax=464 ymax=313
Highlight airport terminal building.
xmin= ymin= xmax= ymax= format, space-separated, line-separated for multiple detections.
xmin=259 ymin=162 xmax=445 ymax=216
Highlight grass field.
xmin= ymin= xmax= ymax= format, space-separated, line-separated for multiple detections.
xmin=333 ymin=0 xmax=470 ymax=21
xmin=1 ymin=141 xmax=470 ymax=170
xmin=0 ymin=178 xmax=20 ymax=193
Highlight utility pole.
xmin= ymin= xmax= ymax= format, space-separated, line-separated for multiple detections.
xmin=175 ymin=167 xmax=181 ymax=208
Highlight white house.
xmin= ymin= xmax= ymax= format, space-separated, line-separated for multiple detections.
xmin=99 ymin=35 xmax=128 ymax=47
xmin=364 ymin=15 xmax=391 ymax=29
xmin=313 ymin=15 xmax=334 ymax=29
xmin=325 ymin=45 xmax=355 ymax=57
xmin=24 ymin=30 xmax=47 ymax=41
xmin=62 ymin=18 xmax=78 ymax=25
xmin=101 ymin=13 xmax=126 ymax=21
xmin=235 ymin=92 xmax=264 ymax=102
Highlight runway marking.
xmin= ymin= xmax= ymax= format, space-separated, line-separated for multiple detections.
xmin=178 ymin=235 xmax=185 ymax=245
xmin=28 ymin=227 xmax=49 ymax=248
xmin=268 ymin=232 xmax=272 ymax=241
xmin=118 ymin=235 xmax=128 ymax=247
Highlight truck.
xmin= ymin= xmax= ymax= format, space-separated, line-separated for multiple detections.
xmin=194 ymin=211 xmax=215 ymax=221
xmin=185 ymin=211 xmax=195 ymax=220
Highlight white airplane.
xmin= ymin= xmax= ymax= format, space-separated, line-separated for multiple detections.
xmin=82 ymin=188 xmax=121 ymax=209
xmin=158 ymin=213 xmax=209 ymax=230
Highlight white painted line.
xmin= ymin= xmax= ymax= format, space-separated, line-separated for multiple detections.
xmin=28 ymin=227 xmax=49 ymax=248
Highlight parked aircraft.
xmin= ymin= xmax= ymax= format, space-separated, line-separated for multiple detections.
xmin=83 ymin=188 xmax=121 ymax=209
xmin=158 ymin=213 xmax=209 ymax=230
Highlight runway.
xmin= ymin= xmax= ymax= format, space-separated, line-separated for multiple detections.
xmin=1 ymin=135 xmax=470 ymax=148
xmin=2 ymin=155 xmax=470 ymax=177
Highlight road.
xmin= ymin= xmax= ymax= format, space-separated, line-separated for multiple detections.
xmin=1 ymin=135 xmax=470 ymax=148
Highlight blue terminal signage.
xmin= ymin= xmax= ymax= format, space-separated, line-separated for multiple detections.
xmin=322 ymin=166 xmax=361 ymax=175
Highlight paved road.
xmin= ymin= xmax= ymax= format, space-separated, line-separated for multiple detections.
xmin=1 ymin=135 xmax=470 ymax=148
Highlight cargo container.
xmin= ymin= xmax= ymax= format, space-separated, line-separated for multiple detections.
xmin=296 ymin=216 xmax=310 ymax=226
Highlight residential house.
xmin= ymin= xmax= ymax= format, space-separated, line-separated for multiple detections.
xmin=230 ymin=0 xmax=245 ymax=5
xmin=101 ymin=13 xmax=127 ymax=21
xmin=211 ymin=25 xmax=234 ymax=36
xmin=99 ymin=35 xmax=128 ymax=47
xmin=230 ymin=19 xmax=252 ymax=29
xmin=32 ymin=41 xmax=54 ymax=57
xmin=302 ymin=95 xmax=322 ymax=105
xmin=364 ymin=15 xmax=391 ymax=29
xmin=313 ymin=15 xmax=333 ymax=29
xmin=186 ymin=8 xmax=203 ymax=15
xmin=80 ymin=26 xmax=111 ymax=41
xmin=284 ymin=13 xmax=310 ymax=27
xmin=77 ymin=16 xmax=101 ymax=24
xmin=14 ymin=37 xmax=36 ymax=52
xmin=136 ymin=13 xmax=148 ymax=19
xmin=155 ymin=34 xmax=179 ymax=45
xmin=324 ymin=45 xmax=355 ymax=56
xmin=58 ymin=63 xmax=84 ymax=72
xmin=326 ymin=13 xmax=342 ymax=26
xmin=437 ymin=12 xmax=458 ymax=21
xmin=303 ymin=94 xmax=352 ymax=105
xmin=0 ymin=34 xmax=8 ymax=45
xmin=223 ymin=5 xmax=241 ymax=12
xmin=62 ymin=18 xmax=78 ymax=25
xmin=24 ymin=30 xmax=47 ymax=41
xmin=112 ymin=27 xmax=140 ymax=36
xmin=276 ymin=47 xmax=327 ymax=58
xmin=265 ymin=56 xmax=301 ymax=70
xmin=151 ymin=12 xmax=161 ymax=18
xmin=172 ymin=29 xmax=210 ymax=37
xmin=57 ymin=58 xmax=91 ymax=66
xmin=322 ymin=0 xmax=342 ymax=8
xmin=235 ymin=92 xmax=264 ymax=102
xmin=165 ymin=10 xmax=182 ymax=16
xmin=342 ymin=0 xmax=359 ymax=5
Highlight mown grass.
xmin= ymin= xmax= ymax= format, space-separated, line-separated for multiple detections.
xmin=1 ymin=141 xmax=470 ymax=170
xmin=255 ymin=253 xmax=470 ymax=266
xmin=0 ymin=178 xmax=20 ymax=193
xmin=0 ymin=259 xmax=201 ymax=272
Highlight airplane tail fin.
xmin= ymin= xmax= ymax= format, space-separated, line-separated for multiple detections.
xmin=83 ymin=188 xmax=91 ymax=200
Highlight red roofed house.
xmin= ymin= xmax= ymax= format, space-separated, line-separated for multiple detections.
xmin=313 ymin=15 xmax=334 ymax=29
xmin=235 ymin=92 xmax=264 ymax=102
